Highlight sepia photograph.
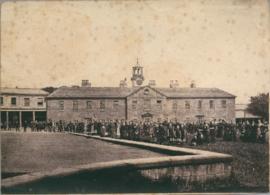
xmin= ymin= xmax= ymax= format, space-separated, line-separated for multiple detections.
xmin=1 ymin=0 xmax=269 ymax=194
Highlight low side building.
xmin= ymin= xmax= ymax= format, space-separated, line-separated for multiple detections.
xmin=235 ymin=104 xmax=262 ymax=123
xmin=0 ymin=88 xmax=49 ymax=129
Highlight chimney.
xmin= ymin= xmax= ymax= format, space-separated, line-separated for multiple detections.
xmin=169 ymin=80 xmax=174 ymax=88
xmin=81 ymin=80 xmax=91 ymax=87
xmin=174 ymin=80 xmax=179 ymax=87
xmin=169 ymin=80 xmax=179 ymax=88
xmin=119 ymin=78 xmax=127 ymax=88
xmin=190 ymin=80 xmax=196 ymax=88
xmin=148 ymin=80 xmax=156 ymax=87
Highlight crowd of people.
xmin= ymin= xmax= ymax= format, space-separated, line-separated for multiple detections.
xmin=2 ymin=119 xmax=268 ymax=145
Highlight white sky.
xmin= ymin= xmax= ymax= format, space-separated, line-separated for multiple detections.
xmin=1 ymin=0 xmax=270 ymax=103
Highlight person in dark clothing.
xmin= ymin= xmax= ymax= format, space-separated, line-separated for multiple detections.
xmin=23 ymin=120 xmax=27 ymax=132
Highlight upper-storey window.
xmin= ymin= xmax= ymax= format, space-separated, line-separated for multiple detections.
xmin=132 ymin=100 xmax=137 ymax=109
xmin=59 ymin=100 xmax=64 ymax=110
xmin=221 ymin=100 xmax=227 ymax=108
xmin=113 ymin=100 xmax=119 ymax=109
xmin=172 ymin=100 xmax=177 ymax=111
xmin=185 ymin=101 xmax=190 ymax=109
xmin=86 ymin=101 xmax=92 ymax=110
xmin=198 ymin=100 xmax=202 ymax=109
xmin=144 ymin=99 xmax=151 ymax=110
xmin=37 ymin=98 xmax=43 ymax=106
xmin=11 ymin=97 xmax=17 ymax=106
xmin=0 ymin=97 xmax=3 ymax=105
xmin=156 ymin=100 xmax=162 ymax=110
xmin=73 ymin=100 xmax=78 ymax=111
xmin=100 ymin=100 xmax=105 ymax=110
xmin=24 ymin=98 xmax=30 ymax=106
xmin=210 ymin=100 xmax=215 ymax=109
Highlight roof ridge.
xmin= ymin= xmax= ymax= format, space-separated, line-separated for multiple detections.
xmin=47 ymin=86 xmax=236 ymax=98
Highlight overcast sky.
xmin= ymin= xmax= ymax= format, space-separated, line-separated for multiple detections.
xmin=1 ymin=0 xmax=270 ymax=103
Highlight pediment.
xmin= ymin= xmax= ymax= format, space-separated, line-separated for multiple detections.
xmin=128 ymin=86 xmax=167 ymax=98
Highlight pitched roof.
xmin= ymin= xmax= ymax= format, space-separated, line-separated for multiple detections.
xmin=156 ymin=87 xmax=235 ymax=98
xmin=47 ymin=86 xmax=235 ymax=99
xmin=235 ymin=111 xmax=262 ymax=119
xmin=235 ymin=104 xmax=248 ymax=110
xmin=0 ymin=88 xmax=49 ymax=96
xmin=47 ymin=86 xmax=135 ymax=99
xmin=235 ymin=104 xmax=262 ymax=119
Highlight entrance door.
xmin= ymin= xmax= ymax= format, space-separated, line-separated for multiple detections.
xmin=141 ymin=113 xmax=153 ymax=122
xmin=196 ymin=115 xmax=204 ymax=123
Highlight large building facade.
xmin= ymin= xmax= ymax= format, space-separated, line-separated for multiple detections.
xmin=47 ymin=63 xmax=236 ymax=123
xmin=0 ymin=88 xmax=48 ymax=128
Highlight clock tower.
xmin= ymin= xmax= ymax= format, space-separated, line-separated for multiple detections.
xmin=131 ymin=58 xmax=144 ymax=87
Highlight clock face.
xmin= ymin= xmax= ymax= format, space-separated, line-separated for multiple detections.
xmin=136 ymin=79 xmax=143 ymax=85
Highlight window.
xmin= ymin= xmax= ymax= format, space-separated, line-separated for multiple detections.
xmin=87 ymin=101 xmax=92 ymax=109
xmin=11 ymin=97 xmax=17 ymax=106
xmin=132 ymin=100 xmax=137 ymax=109
xmin=73 ymin=100 xmax=78 ymax=111
xmin=209 ymin=100 xmax=214 ymax=109
xmin=198 ymin=100 xmax=202 ymax=109
xmin=100 ymin=100 xmax=105 ymax=110
xmin=0 ymin=97 xmax=3 ymax=105
xmin=221 ymin=100 xmax=226 ymax=108
xmin=144 ymin=99 xmax=151 ymax=110
xmin=113 ymin=100 xmax=119 ymax=109
xmin=24 ymin=98 xmax=30 ymax=106
xmin=156 ymin=100 xmax=162 ymax=110
xmin=144 ymin=89 xmax=150 ymax=95
xmin=37 ymin=98 xmax=43 ymax=106
xmin=185 ymin=101 xmax=190 ymax=109
xmin=172 ymin=100 xmax=177 ymax=111
xmin=59 ymin=100 xmax=64 ymax=110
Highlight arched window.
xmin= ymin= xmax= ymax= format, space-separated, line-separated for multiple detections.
xmin=144 ymin=89 xmax=150 ymax=95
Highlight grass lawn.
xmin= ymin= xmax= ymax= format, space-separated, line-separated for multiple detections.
xmin=186 ymin=140 xmax=269 ymax=190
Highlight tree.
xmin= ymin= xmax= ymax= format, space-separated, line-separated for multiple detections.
xmin=247 ymin=93 xmax=269 ymax=121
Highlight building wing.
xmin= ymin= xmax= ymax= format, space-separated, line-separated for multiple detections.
xmin=47 ymin=86 xmax=136 ymax=99
xmin=156 ymin=87 xmax=236 ymax=98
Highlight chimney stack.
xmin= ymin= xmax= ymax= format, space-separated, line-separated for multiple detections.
xmin=81 ymin=80 xmax=91 ymax=87
xmin=169 ymin=80 xmax=179 ymax=88
xmin=119 ymin=78 xmax=127 ymax=88
xmin=190 ymin=80 xmax=196 ymax=88
xmin=148 ymin=80 xmax=156 ymax=87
